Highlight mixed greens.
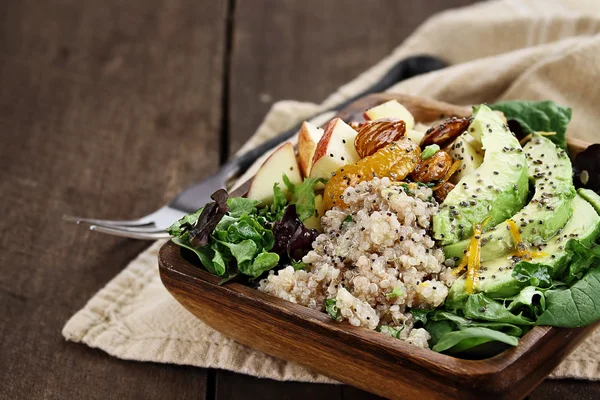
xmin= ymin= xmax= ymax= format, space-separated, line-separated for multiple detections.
xmin=167 ymin=178 xmax=323 ymax=282
xmin=167 ymin=98 xmax=600 ymax=358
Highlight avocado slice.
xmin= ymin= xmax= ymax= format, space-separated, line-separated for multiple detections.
xmin=434 ymin=105 xmax=528 ymax=245
xmin=444 ymin=134 xmax=576 ymax=262
xmin=444 ymin=132 xmax=484 ymax=185
xmin=578 ymin=188 xmax=600 ymax=214
xmin=446 ymin=195 xmax=600 ymax=309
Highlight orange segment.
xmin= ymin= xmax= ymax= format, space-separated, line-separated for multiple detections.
xmin=323 ymin=138 xmax=421 ymax=210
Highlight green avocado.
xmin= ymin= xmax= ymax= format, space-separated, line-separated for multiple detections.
xmin=434 ymin=105 xmax=529 ymax=245
xmin=578 ymin=188 xmax=600 ymax=214
xmin=444 ymin=134 xmax=576 ymax=262
xmin=446 ymin=195 xmax=600 ymax=309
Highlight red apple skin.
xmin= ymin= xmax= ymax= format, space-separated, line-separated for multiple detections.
xmin=246 ymin=142 xmax=301 ymax=204
xmin=297 ymin=122 xmax=322 ymax=178
xmin=311 ymin=118 xmax=339 ymax=166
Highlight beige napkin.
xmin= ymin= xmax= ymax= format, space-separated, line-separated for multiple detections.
xmin=64 ymin=0 xmax=600 ymax=382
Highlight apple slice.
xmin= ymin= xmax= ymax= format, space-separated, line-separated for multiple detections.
xmin=246 ymin=142 xmax=302 ymax=204
xmin=303 ymin=194 xmax=325 ymax=231
xmin=364 ymin=100 xmax=415 ymax=131
xmin=406 ymin=129 xmax=425 ymax=144
xmin=309 ymin=118 xmax=360 ymax=181
xmin=297 ymin=121 xmax=324 ymax=178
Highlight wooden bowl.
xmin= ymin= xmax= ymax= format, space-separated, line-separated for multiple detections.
xmin=159 ymin=93 xmax=595 ymax=400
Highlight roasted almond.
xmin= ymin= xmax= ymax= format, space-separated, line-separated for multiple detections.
xmin=420 ymin=117 xmax=471 ymax=148
xmin=411 ymin=150 xmax=454 ymax=183
xmin=354 ymin=118 xmax=406 ymax=158
xmin=434 ymin=181 xmax=455 ymax=203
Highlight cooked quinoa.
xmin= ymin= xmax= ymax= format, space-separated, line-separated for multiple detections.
xmin=258 ymin=177 xmax=456 ymax=348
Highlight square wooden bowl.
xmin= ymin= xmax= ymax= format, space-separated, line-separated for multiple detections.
xmin=159 ymin=93 xmax=596 ymax=400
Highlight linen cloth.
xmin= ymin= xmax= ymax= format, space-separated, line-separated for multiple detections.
xmin=64 ymin=0 xmax=600 ymax=382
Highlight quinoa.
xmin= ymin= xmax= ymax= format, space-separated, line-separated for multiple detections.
xmin=258 ymin=177 xmax=455 ymax=348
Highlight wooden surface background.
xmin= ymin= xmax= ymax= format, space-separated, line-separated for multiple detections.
xmin=1 ymin=0 xmax=598 ymax=398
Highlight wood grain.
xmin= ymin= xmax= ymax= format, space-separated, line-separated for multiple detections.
xmin=226 ymin=0 xmax=481 ymax=158
xmin=160 ymin=93 xmax=596 ymax=400
xmin=0 ymin=0 xmax=226 ymax=398
xmin=1 ymin=0 xmax=598 ymax=398
xmin=160 ymin=241 xmax=598 ymax=400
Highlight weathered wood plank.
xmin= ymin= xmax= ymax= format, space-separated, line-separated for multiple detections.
xmin=0 ymin=0 xmax=227 ymax=398
xmin=226 ymin=0 xmax=480 ymax=157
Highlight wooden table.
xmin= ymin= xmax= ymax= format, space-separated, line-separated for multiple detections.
xmin=1 ymin=1 xmax=598 ymax=398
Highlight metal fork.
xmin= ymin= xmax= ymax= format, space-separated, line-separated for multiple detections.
xmin=63 ymin=55 xmax=448 ymax=239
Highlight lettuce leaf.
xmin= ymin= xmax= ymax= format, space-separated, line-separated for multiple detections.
xmin=489 ymin=100 xmax=571 ymax=149
xmin=283 ymin=175 xmax=326 ymax=221
xmin=537 ymin=267 xmax=600 ymax=327
xmin=464 ymin=293 xmax=534 ymax=326
xmin=432 ymin=327 xmax=519 ymax=353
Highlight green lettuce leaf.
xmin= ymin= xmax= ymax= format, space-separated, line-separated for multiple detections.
xmin=430 ymin=311 xmax=523 ymax=336
xmin=432 ymin=327 xmax=519 ymax=353
xmin=512 ymin=262 xmax=552 ymax=287
xmin=238 ymin=251 xmax=279 ymax=278
xmin=378 ymin=325 xmax=404 ymax=339
xmin=565 ymin=240 xmax=600 ymax=284
xmin=537 ymin=267 xmax=600 ymax=327
xmin=489 ymin=100 xmax=571 ymax=149
xmin=505 ymin=286 xmax=547 ymax=318
xmin=411 ymin=309 xmax=430 ymax=325
xmin=464 ymin=293 xmax=534 ymax=326
xmin=283 ymin=175 xmax=326 ymax=221
xmin=167 ymin=207 xmax=203 ymax=237
xmin=226 ymin=198 xmax=260 ymax=218
xmin=219 ymin=239 xmax=258 ymax=266
xmin=325 ymin=298 xmax=340 ymax=320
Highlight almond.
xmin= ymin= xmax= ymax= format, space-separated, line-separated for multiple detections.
xmin=354 ymin=118 xmax=406 ymax=158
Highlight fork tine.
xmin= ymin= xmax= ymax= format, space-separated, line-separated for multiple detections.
xmin=89 ymin=225 xmax=170 ymax=240
xmin=63 ymin=214 xmax=154 ymax=227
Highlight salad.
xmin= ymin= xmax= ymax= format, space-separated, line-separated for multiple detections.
xmin=168 ymin=98 xmax=600 ymax=356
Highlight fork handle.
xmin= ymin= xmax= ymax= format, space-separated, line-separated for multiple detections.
xmin=225 ymin=55 xmax=449 ymax=180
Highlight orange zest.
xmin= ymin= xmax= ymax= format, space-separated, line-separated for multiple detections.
xmin=507 ymin=219 xmax=547 ymax=260
xmin=452 ymin=217 xmax=491 ymax=293
xmin=433 ymin=159 xmax=462 ymax=190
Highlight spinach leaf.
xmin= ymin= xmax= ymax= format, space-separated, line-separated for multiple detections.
xmin=505 ymin=286 xmax=546 ymax=318
xmin=227 ymin=197 xmax=260 ymax=218
xmin=537 ymin=267 xmax=600 ymax=327
xmin=378 ymin=325 xmax=403 ymax=339
xmin=489 ymin=100 xmax=571 ymax=149
xmin=431 ymin=311 xmax=523 ymax=336
xmin=283 ymin=175 xmax=326 ymax=221
xmin=167 ymin=208 xmax=203 ymax=237
xmin=512 ymin=262 xmax=552 ymax=287
xmin=432 ymin=327 xmax=519 ymax=353
xmin=424 ymin=320 xmax=456 ymax=347
xmin=464 ymin=293 xmax=534 ymax=326
xmin=411 ymin=309 xmax=430 ymax=325
xmin=325 ymin=298 xmax=339 ymax=320
xmin=172 ymin=237 xmax=223 ymax=276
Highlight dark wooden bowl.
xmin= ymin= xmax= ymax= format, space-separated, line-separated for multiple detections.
xmin=159 ymin=93 xmax=595 ymax=400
